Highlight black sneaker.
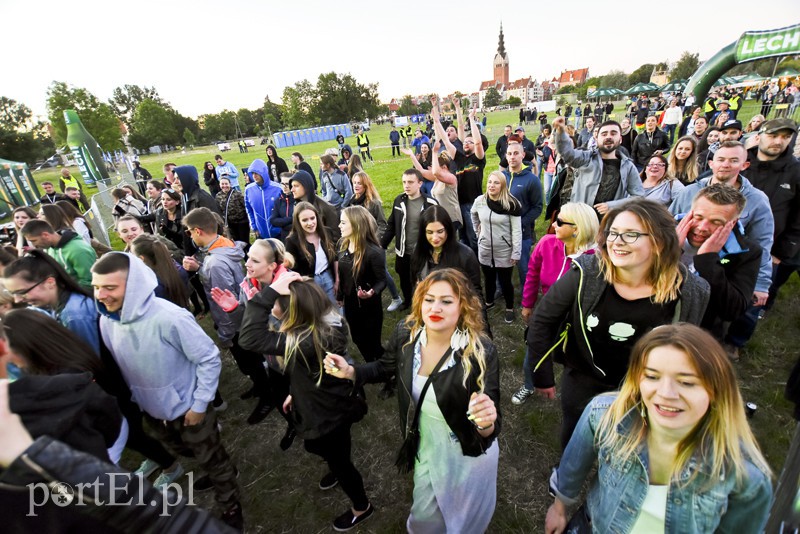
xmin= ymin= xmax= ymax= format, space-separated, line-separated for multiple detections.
xmin=246 ymin=399 xmax=274 ymax=425
xmin=333 ymin=503 xmax=373 ymax=532
xmin=220 ymin=501 xmax=244 ymax=531
xmin=319 ymin=472 xmax=338 ymax=490
xmin=194 ymin=468 xmax=239 ymax=493
xmin=378 ymin=382 xmax=395 ymax=400
xmin=279 ymin=427 xmax=296 ymax=451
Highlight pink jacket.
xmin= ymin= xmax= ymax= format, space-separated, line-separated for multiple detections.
xmin=521 ymin=234 xmax=595 ymax=309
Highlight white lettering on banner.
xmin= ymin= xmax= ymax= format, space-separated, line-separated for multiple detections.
xmin=767 ymin=35 xmax=783 ymax=51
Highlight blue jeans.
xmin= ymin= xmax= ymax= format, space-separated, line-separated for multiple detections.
xmin=517 ymin=236 xmax=534 ymax=289
xmin=523 ymin=346 xmax=535 ymax=390
xmin=314 ymin=270 xmax=337 ymax=306
xmin=543 ymin=172 xmax=554 ymax=200
xmin=662 ymin=123 xmax=676 ymax=144
xmin=459 ymin=202 xmax=478 ymax=253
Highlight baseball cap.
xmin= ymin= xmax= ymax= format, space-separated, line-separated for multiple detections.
xmin=721 ymin=119 xmax=743 ymax=131
xmin=759 ymin=118 xmax=798 ymax=134
xmin=717 ymin=99 xmax=730 ymax=105
xmin=515 ymin=126 xmax=525 ymax=132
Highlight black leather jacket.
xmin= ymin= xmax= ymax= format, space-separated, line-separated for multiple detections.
xmin=0 ymin=436 xmax=234 ymax=533
xmin=354 ymin=323 xmax=501 ymax=457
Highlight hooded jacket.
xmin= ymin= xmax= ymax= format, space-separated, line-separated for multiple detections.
xmin=194 ymin=236 xmax=246 ymax=344
xmin=526 ymin=254 xmax=710 ymax=389
xmin=744 ymin=145 xmax=800 ymax=260
xmin=244 ymin=159 xmax=282 ymax=238
xmin=48 ymin=230 xmax=97 ymax=289
xmin=320 ymin=165 xmax=353 ymax=208
xmin=555 ymin=129 xmax=644 ymax=211
xmin=265 ymin=146 xmax=289 ymax=182
xmin=381 ymin=192 xmax=438 ymax=256
xmin=502 ymin=166 xmax=543 ymax=240
xmin=470 ymin=194 xmax=522 ymax=268
xmin=337 ymin=144 xmax=353 ymax=168
xmin=173 ymin=165 xmax=221 ymax=217
xmin=270 ymin=190 xmax=295 ymax=240
xmin=669 ymin=175 xmax=775 ymax=293
xmin=97 ymin=253 xmax=222 ymax=421
xmin=9 ymin=373 xmax=121 ymax=462
xmin=289 ymin=170 xmax=341 ymax=241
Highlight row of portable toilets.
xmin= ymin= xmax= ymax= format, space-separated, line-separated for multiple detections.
xmin=272 ymin=124 xmax=353 ymax=149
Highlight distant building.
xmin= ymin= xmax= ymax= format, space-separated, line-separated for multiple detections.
xmin=558 ymin=68 xmax=589 ymax=87
xmin=506 ymin=77 xmax=533 ymax=104
xmin=478 ymin=80 xmax=506 ymax=109
xmin=387 ymin=99 xmax=400 ymax=112
xmin=493 ymin=23 xmax=509 ymax=86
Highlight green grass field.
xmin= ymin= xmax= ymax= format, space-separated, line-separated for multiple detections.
xmin=28 ymin=101 xmax=799 ymax=532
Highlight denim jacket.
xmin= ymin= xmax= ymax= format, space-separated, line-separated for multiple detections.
xmin=550 ymin=395 xmax=772 ymax=534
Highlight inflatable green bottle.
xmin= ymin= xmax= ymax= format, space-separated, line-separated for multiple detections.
xmin=64 ymin=110 xmax=109 ymax=187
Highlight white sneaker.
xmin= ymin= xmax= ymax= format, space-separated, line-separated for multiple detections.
xmin=511 ymin=386 xmax=535 ymax=405
xmin=134 ymin=459 xmax=160 ymax=478
xmin=387 ymin=297 xmax=403 ymax=312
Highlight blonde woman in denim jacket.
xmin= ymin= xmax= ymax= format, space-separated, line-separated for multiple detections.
xmin=546 ymin=324 xmax=772 ymax=534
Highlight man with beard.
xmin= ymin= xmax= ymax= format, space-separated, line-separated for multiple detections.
xmin=552 ymin=116 xmax=643 ymax=219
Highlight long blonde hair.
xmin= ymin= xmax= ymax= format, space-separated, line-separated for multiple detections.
xmin=280 ymin=279 xmax=343 ymax=385
xmin=404 ymin=269 xmax=488 ymax=390
xmin=667 ymin=136 xmax=698 ymax=184
xmin=339 ymin=206 xmax=380 ymax=280
xmin=596 ymin=324 xmax=772 ymax=487
xmin=597 ymin=199 xmax=683 ymax=304
xmin=486 ymin=171 xmax=521 ymax=212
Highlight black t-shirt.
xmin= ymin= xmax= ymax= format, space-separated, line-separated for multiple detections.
xmin=593 ymin=159 xmax=621 ymax=205
xmin=585 ymin=285 xmax=676 ymax=386
xmin=454 ymin=152 xmax=486 ymax=204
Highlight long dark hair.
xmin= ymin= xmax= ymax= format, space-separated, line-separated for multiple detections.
xmin=40 ymin=204 xmax=73 ymax=231
xmin=3 ymin=308 xmax=101 ymax=376
xmin=697 ymin=126 xmax=721 ymax=154
xmin=4 ymin=249 xmax=92 ymax=298
xmin=411 ymin=205 xmax=459 ymax=279
xmin=289 ymin=201 xmax=334 ymax=264
xmin=130 ymin=234 xmax=189 ymax=309
xmin=203 ymin=161 xmax=217 ymax=180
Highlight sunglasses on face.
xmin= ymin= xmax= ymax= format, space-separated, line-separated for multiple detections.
xmin=555 ymin=218 xmax=576 ymax=227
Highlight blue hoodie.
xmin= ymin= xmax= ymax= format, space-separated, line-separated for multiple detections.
xmin=97 ymin=253 xmax=221 ymax=420
xmin=502 ymin=166 xmax=543 ymax=240
xmin=244 ymin=158 xmax=282 ymax=238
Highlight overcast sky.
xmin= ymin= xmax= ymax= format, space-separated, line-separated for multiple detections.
xmin=2 ymin=0 xmax=797 ymax=119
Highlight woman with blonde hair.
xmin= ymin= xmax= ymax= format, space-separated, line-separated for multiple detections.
xmin=743 ymin=113 xmax=767 ymax=149
xmin=239 ymin=273 xmax=373 ymax=530
xmin=666 ymin=135 xmax=699 ymax=185
xmin=284 ymin=201 xmax=338 ymax=304
xmin=470 ymin=170 xmax=521 ymax=323
xmin=336 ymin=206 xmax=386 ymax=362
xmin=350 ymin=171 xmax=403 ymax=311
xmin=545 ymin=323 xmax=772 ymax=534
xmin=526 ymin=199 xmax=710 ymax=448
xmin=325 ymin=268 xmax=500 ymax=533
xmin=512 ymin=202 xmax=599 ymax=405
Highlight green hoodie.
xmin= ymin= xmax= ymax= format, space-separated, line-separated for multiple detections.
xmin=48 ymin=230 xmax=96 ymax=289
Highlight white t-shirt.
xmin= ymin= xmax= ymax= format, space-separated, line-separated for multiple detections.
xmin=314 ymin=241 xmax=328 ymax=275
xmin=630 ymin=485 xmax=668 ymax=533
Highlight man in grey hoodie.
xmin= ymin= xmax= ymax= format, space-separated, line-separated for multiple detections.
xmin=183 ymin=208 xmax=274 ymax=425
xmin=91 ymin=253 xmax=243 ymax=530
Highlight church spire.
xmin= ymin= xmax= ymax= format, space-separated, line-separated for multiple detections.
xmin=497 ymin=23 xmax=506 ymax=58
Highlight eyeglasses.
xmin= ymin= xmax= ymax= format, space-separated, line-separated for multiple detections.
xmin=9 ymin=278 xmax=47 ymax=297
xmin=184 ymin=228 xmax=197 ymax=237
xmin=605 ymin=230 xmax=650 ymax=244
xmin=646 ymin=163 xmax=666 ymax=168
xmin=280 ymin=182 xmax=291 ymax=187
xmin=555 ymin=218 xmax=576 ymax=227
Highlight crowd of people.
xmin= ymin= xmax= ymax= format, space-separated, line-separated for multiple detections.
xmin=1 ymin=88 xmax=799 ymax=533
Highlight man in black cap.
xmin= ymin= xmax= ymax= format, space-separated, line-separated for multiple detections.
xmin=725 ymin=118 xmax=800 ymax=359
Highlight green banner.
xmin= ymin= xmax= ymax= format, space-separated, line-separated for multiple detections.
xmin=736 ymin=24 xmax=800 ymax=62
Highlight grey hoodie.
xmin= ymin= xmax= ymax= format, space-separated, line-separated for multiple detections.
xmin=194 ymin=236 xmax=246 ymax=344
xmin=97 ymin=253 xmax=221 ymax=420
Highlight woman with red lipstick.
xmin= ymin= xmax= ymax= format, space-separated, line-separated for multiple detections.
xmin=324 ymin=268 xmax=500 ymax=533
xmin=546 ymin=324 xmax=772 ymax=534
xmin=527 ymin=199 xmax=710 ymax=449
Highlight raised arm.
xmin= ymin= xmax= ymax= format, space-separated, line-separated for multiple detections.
xmin=469 ymin=105 xmax=485 ymax=160
xmin=454 ymin=98 xmax=466 ymax=143
xmin=402 ymin=147 xmax=435 ymax=182
xmin=431 ymin=140 xmax=457 ymax=185
xmin=430 ymin=96 xmax=457 ymax=160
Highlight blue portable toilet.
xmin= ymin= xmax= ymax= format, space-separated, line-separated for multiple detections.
xmin=311 ymin=128 xmax=320 ymax=142
xmin=301 ymin=129 xmax=310 ymax=145
xmin=283 ymin=132 xmax=294 ymax=147
xmin=274 ymin=132 xmax=284 ymax=149
xmin=291 ymin=131 xmax=301 ymax=146
xmin=344 ymin=124 xmax=352 ymax=137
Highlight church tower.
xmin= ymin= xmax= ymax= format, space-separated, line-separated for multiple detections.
xmin=493 ymin=23 xmax=509 ymax=85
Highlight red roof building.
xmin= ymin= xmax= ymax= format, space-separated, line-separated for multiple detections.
xmin=558 ymin=68 xmax=589 ymax=86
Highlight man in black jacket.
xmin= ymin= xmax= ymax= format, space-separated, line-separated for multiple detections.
xmin=381 ymin=169 xmax=438 ymax=309
xmin=675 ymin=184 xmax=761 ymax=343
xmin=726 ymin=118 xmax=800 ymax=358
xmin=495 ymin=125 xmax=513 ymax=170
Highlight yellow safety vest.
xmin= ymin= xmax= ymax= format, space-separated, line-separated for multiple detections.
xmin=60 ymin=175 xmax=82 ymax=191
xmin=729 ymin=95 xmax=741 ymax=111
xmin=703 ymin=98 xmax=716 ymax=113
xmin=356 ymin=133 xmax=369 ymax=147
